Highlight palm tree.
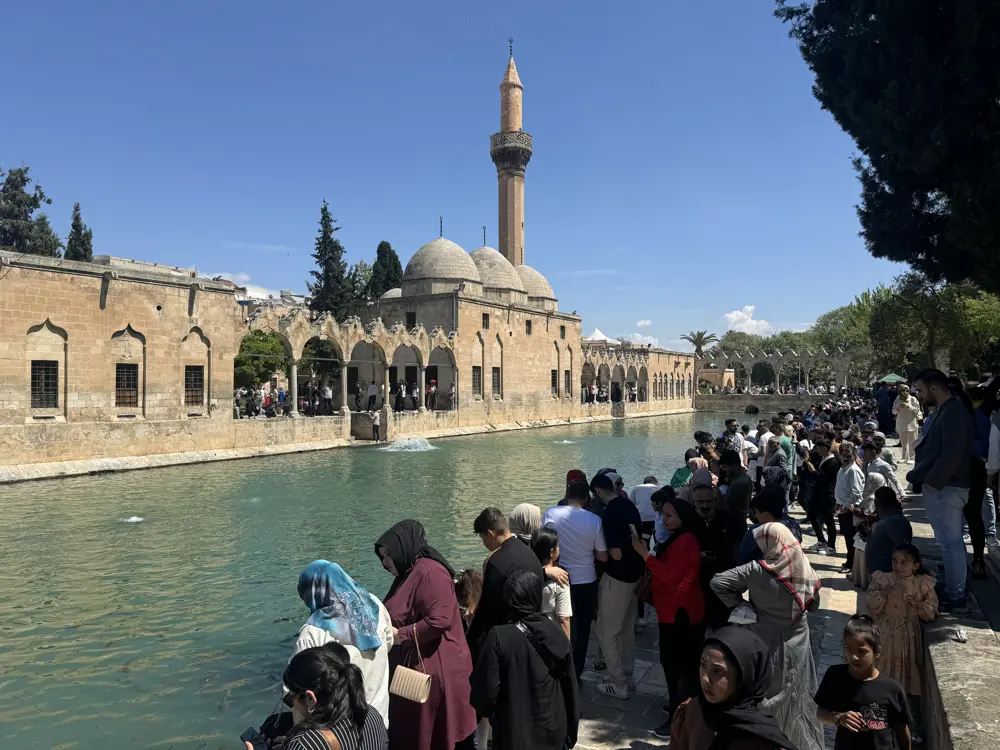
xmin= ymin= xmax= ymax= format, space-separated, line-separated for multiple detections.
xmin=680 ymin=330 xmax=719 ymax=357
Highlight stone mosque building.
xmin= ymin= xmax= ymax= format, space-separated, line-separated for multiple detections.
xmin=0 ymin=52 xmax=694 ymax=478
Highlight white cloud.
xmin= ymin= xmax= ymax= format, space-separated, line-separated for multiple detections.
xmin=667 ymin=338 xmax=695 ymax=352
xmin=626 ymin=332 xmax=659 ymax=346
xmin=224 ymin=240 xmax=299 ymax=254
xmin=636 ymin=319 xmax=652 ymax=328
xmin=207 ymin=270 xmax=282 ymax=300
xmin=723 ymin=305 xmax=774 ymax=335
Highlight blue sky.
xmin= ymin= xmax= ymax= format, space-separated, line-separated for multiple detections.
xmin=3 ymin=1 xmax=903 ymax=350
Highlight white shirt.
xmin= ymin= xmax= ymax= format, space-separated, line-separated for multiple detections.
xmin=292 ymin=594 xmax=394 ymax=727
xmin=541 ymin=580 xmax=573 ymax=622
xmin=730 ymin=431 xmax=747 ymax=466
xmin=367 ymin=384 xmax=378 ymax=396
xmin=988 ymin=422 xmax=1000 ymax=476
xmin=629 ymin=483 xmax=660 ymax=523
xmin=371 ymin=411 xmax=380 ymax=426
xmin=542 ymin=505 xmax=607 ymax=585
xmin=322 ymin=386 xmax=332 ymax=399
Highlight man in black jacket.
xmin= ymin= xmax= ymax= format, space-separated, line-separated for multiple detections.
xmin=467 ymin=507 xmax=544 ymax=659
xmin=802 ymin=438 xmax=840 ymax=555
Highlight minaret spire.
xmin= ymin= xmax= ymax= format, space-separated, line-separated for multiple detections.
xmin=490 ymin=43 xmax=532 ymax=266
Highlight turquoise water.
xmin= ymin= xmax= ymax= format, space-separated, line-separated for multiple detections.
xmin=0 ymin=413 xmax=731 ymax=749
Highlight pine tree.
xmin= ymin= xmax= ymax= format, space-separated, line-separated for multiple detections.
xmin=306 ymin=200 xmax=349 ymax=317
xmin=0 ymin=166 xmax=62 ymax=257
xmin=65 ymin=202 xmax=94 ymax=262
xmin=369 ymin=240 xmax=404 ymax=298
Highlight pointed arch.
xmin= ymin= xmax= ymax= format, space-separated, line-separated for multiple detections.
xmin=111 ymin=324 xmax=147 ymax=415
xmin=492 ymin=334 xmax=504 ymax=399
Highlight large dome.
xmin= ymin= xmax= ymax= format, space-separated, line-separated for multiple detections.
xmin=469 ymin=246 xmax=527 ymax=293
xmin=515 ymin=265 xmax=556 ymax=300
xmin=379 ymin=287 xmax=402 ymax=299
xmin=403 ymin=238 xmax=481 ymax=285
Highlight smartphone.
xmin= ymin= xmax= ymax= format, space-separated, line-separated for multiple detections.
xmin=629 ymin=524 xmax=638 ymax=538
xmin=240 ymin=727 xmax=268 ymax=750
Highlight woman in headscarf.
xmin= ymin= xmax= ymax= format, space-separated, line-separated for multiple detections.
xmin=292 ymin=560 xmax=395 ymax=727
xmin=893 ymin=384 xmax=920 ymax=463
xmin=710 ymin=523 xmax=824 ymax=750
xmin=470 ymin=570 xmax=579 ymax=750
xmin=670 ymin=449 xmax=702 ymax=488
xmin=670 ymin=627 xmax=797 ymax=750
xmin=508 ymin=503 xmax=542 ymax=544
xmin=374 ymin=521 xmax=477 ymax=750
xmin=630 ymin=490 xmax=707 ymax=739
xmin=678 ymin=466 xmax=716 ymax=503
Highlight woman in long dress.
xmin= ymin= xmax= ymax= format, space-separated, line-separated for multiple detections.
xmin=710 ymin=522 xmax=825 ymax=750
xmin=375 ymin=520 xmax=477 ymax=750
xmin=893 ymin=384 xmax=921 ymax=462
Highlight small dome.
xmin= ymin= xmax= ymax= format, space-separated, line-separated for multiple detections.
xmin=469 ymin=247 xmax=527 ymax=293
xmin=515 ymin=265 xmax=556 ymax=300
xmin=403 ymin=238 xmax=481 ymax=285
xmin=379 ymin=287 xmax=402 ymax=299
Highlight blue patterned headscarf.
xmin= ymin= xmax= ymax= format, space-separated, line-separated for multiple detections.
xmin=297 ymin=560 xmax=383 ymax=652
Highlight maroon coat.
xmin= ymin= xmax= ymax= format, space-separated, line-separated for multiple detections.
xmin=383 ymin=556 xmax=477 ymax=750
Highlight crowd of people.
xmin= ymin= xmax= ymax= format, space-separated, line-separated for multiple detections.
xmin=241 ymin=367 xmax=999 ymax=750
xmin=581 ymin=381 xmax=644 ymax=404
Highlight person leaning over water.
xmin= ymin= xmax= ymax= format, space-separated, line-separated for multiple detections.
xmin=374 ymin=520 xmax=476 ymax=750
xmin=292 ymin=561 xmax=394 ymax=727
xmin=259 ymin=643 xmax=387 ymax=750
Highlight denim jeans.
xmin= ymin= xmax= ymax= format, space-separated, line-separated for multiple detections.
xmin=985 ymin=489 xmax=997 ymax=539
xmin=924 ymin=485 xmax=969 ymax=601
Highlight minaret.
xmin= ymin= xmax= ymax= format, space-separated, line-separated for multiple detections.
xmin=490 ymin=40 xmax=532 ymax=267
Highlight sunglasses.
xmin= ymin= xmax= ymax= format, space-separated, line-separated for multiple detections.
xmin=282 ymin=691 xmax=300 ymax=709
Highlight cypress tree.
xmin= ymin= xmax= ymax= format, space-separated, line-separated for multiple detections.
xmin=65 ymin=202 xmax=94 ymax=262
xmin=369 ymin=240 xmax=403 ymax=298
xmin=306 ymin=200 xmax=349 ymax=317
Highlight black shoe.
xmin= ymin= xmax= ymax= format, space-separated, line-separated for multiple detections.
xmin=840 ymin=563 xmax=853 ymax=574
xmin=971 ymin=559 xmax=988 ymax=580
xmin=940 ymin=597 xmax=971 ymax=614
xmin=651 ymin=720 xmax=671 ymax=739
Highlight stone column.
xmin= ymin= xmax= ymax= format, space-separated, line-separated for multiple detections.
xmin=289 ymin=363 xmax=299 ymax=417
xmin=418 ymin=366 xmax=427 ymax=413
xmin=340 ymin=369 xmax=349 ymax=415
xmin=804 ymin=367 xmax=810 ymax=391
xmin=383 ymin=367 xmax=391 ymax=409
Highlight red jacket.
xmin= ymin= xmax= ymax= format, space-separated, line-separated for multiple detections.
xmin=646 ymin=531 xmax=705 ymax=625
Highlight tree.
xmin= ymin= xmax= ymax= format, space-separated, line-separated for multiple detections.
xmin=370 ymin=240 xmax=403 ymax=298
xmin=680 ymin=330 xmax=719 ymax=357
xmin=64 ymin=202 xmax=93 ymax=262
xmin=234 ymin=331 xmax=291 ymax=390
xmin=775 ymin=1 xmax=1000 ymax=295
xmin=306 ymin=200 xmax=349 ymax=318
xmin=0 ymin=166 xmax=63 ymax=257
xmin=301 ymin=338 xmax=342 ymax=383
xmin=346 ymin=259 xmax=373 ymax=305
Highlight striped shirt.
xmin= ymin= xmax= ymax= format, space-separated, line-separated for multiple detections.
xmin=284 ymin=707 xmax=388 ymax=750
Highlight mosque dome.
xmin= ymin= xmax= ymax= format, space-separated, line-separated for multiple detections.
xmin=402 ymin=237 xmax=482 ymax=296
xmin=515 ymin=265 xmax=555 ymax=299
xmin=469 ymin=246 xmax=527 ymax=293
xmin=379 ymin=287 xmax=402 ymax=299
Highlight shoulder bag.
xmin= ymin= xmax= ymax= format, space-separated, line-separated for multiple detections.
xmin=389 ymin=629 xmax=432 ymax=703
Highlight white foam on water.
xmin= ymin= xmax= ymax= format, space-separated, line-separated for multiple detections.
xmin=553 ymin=440 xmax=576 ymax=444
xmin=119 ymin=516 xmax=145 ymax=524
xmin=379 ymin=437 xmax=438 ymax=452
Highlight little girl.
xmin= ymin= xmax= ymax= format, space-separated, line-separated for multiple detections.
xmin=530 ymin=527 xmax=572 ymax=640
xmin=815 ymin=614 xmax=913 ymax=750
xmin=866 ymin=542 xmax=938 ymax=742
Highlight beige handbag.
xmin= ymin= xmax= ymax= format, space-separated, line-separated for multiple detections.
xmin=389 ymin=630 xmax=432 ymax=703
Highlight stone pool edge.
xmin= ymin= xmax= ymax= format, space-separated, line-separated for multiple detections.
xmin=0 ymin=407 xmax=695 ymax=484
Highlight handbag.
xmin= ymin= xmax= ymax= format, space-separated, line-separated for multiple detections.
xmin=389 ymin=629 xmax=432 ymax=703
xmin=634 ymin=568 xmax=654 ymax=606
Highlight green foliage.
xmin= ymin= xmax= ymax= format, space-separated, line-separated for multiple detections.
xmin=680 ymin=330 xmax=718 ymax=357
xmin=234 ymin=331 xmax=291 ymax=389
xmin=775 ymin=0 xmax=1000 ymax=295
xmin=0 ymin=166 xmax=63 ymax=257
xmin=64 ymin=202 xmax=93 ymax=262
xmin=346 ymin=259 xmax=373 ymax=305
xmin=307 ymin=200 xmax=350 ymax=318
xmin=300 ymin=338 xmax=342 ymax=381
xmin=369 ymin=240 xmax=403 ymax=299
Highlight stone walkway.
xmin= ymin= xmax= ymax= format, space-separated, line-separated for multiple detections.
xmin=571 ymin=458 xmax=924 ymax=749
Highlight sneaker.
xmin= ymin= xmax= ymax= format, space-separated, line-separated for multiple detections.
xmin=971 ymin=559 xmax=988 ymax=580
xmin=817 ymin=546 xmax=832 ymax=556
xmin=987 ymin=537 xmax=999 ymax=549
xmin=592 ymin=658 xmax=606 ymax=671
xmin=840 ymin=563 xmax=853 ymax=574
xmin=651 ymin=720 xmax=672 ymax=739
xmin=600 ymin=681 xmax=629 ymax=700
xmin=940 ymin=597 xmax=971 ymax=615
xmin=963 ymin=533 xmax=972 ymax=544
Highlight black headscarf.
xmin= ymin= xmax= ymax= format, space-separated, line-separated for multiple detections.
xmin=659 ymin=494 xmax=708 ymax=552
xmin=699 ymin=627 xmax=798 ymax=750
xmin=502 ymin=570 xmax=572 ymax=673
xmin=374 ymin=520 xmax=454 ymax=600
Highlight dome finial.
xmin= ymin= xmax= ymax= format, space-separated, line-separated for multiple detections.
xmin=483 ymin=225 xmax=487 ymax=246
xmin=439 ymin=215 xmax=443 ymax=238
xmin=509 ymin=36 xmax=513 ymax=58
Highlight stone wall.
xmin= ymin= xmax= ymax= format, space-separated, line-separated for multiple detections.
xmin=695 ymin=393 xmax=820 ymax=414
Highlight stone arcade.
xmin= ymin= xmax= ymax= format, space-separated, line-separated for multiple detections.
xmin=0 ymin=52 xmax=694 ymax=475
